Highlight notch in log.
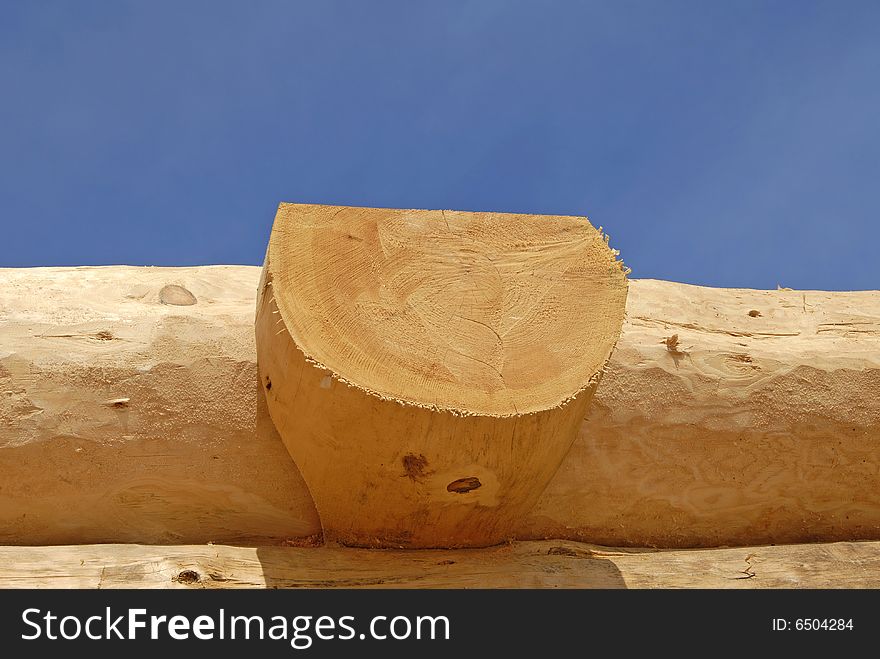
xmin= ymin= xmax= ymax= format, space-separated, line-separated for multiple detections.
xmin=255 ymin=203 xmax=628 ymax=548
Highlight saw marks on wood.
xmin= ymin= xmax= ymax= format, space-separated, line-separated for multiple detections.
xmin=0 ymin=540 xmax=877 ymax=589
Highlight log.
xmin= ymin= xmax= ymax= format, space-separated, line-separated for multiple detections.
xmin=0 ymin=265 xmax=320 ymax=545
xmin=255 ymin=204 xmax=628 ymax=547
xmin=1 ymin=539 xmax=877 ymax=588
xmin=528 ymin=279 xmax=880 ymax=547
xmin=1 ymin=266 xmax=878 ymax=547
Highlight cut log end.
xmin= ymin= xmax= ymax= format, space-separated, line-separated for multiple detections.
xmin=265 ymin=203 xmax=628 ymax=417
xmin=256 ymin=204 xmax=628 ymax=548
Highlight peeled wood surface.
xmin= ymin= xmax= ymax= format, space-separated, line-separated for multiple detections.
xmin=529 ymin=279 xmax=880 ymax=547
xmin=1 ymin=540 xmax=878 ymax=588
xmin=0 ymin=266 xmax=320 ymax=545
xmin=257 ymin=204 xmax=627 ymax=548
xmin=2 ymin=266 xmax=879 ymax=547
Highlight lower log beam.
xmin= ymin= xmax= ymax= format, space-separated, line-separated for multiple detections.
xmin=0 ymin=540 xmax=876 ymax=589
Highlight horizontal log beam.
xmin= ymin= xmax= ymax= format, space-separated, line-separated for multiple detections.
xmin=1 ymin=540 xmax=877 ymax=588
xmin=1 ymin=266 xmax=878 ymax=547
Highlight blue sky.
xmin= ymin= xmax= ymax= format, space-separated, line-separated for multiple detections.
xmin=1 ymin=1 xmax=878 ymax=289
